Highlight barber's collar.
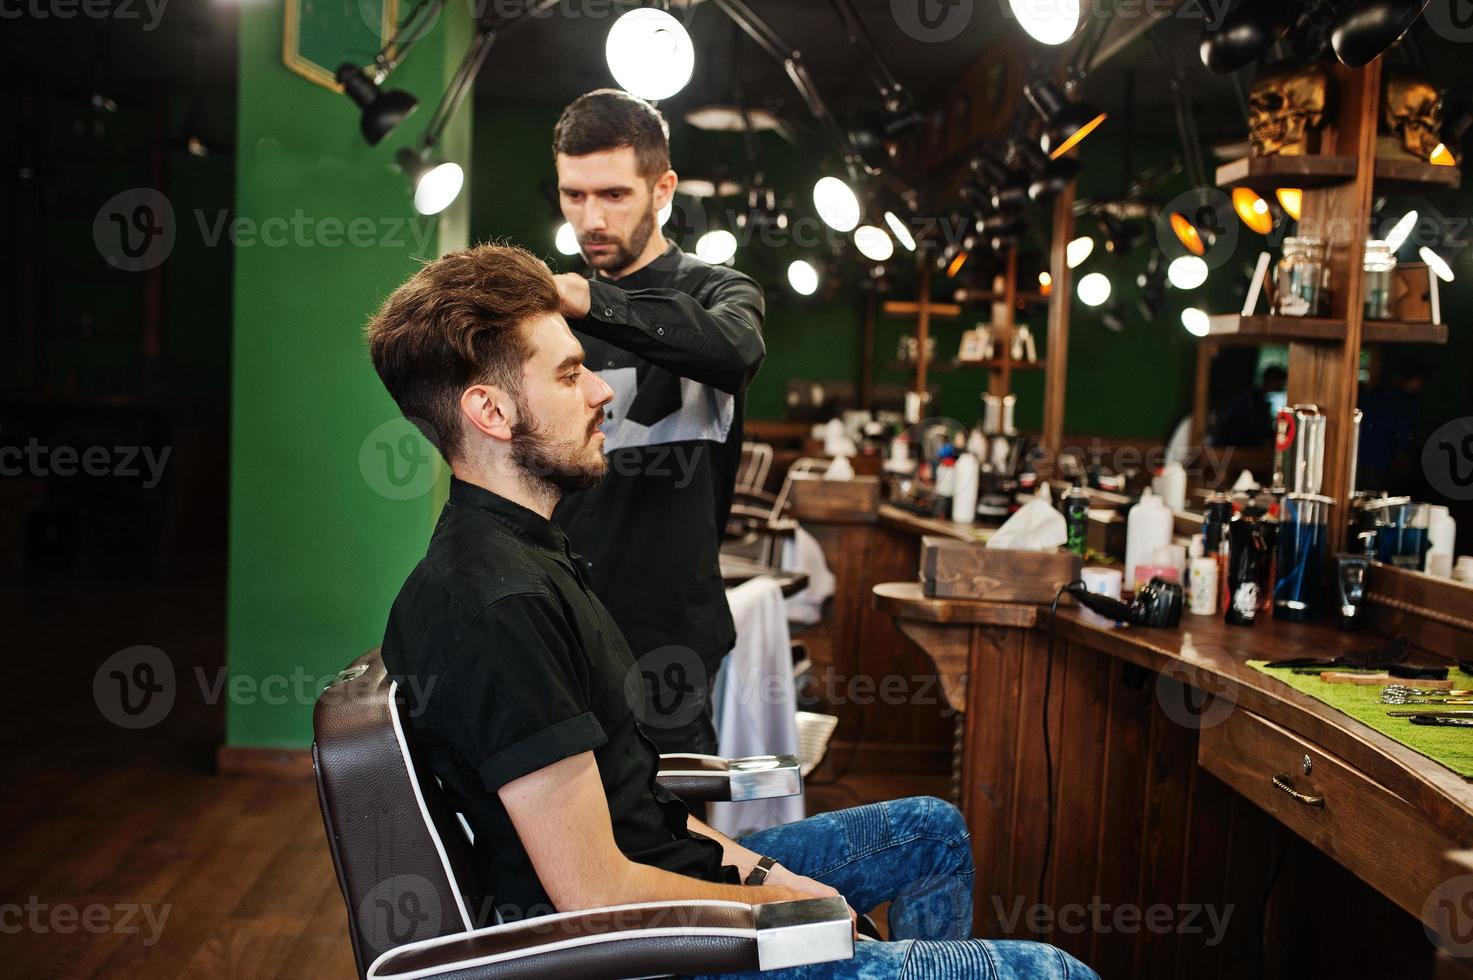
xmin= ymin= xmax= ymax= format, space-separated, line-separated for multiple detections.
xmin=448 ymin=477 xmax=565 ymax=552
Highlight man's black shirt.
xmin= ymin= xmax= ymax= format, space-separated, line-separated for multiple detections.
xmin=380 ymin=478 xmax=733 ymax=920
xmin=554 ymin=243 xmax=765 ymax=673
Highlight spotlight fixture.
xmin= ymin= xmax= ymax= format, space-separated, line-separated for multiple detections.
xmin=1182 ymin=307 xmax=1211 ymax=337
xmin=1097 ymin=212 xmax=1139 ymax=254
xmin=1198 ymin=0 xmax=1294 ymax=75
xmin=1038 ymin=270 xmax=1053 ymax=295
xmin=946 ymin=248 xmax=971 ymax=278
xmin=1024 ymin=80 xmax=1107 ymax=160
xmin=1275 ymin=187 xmax=1303 ymax=221
xmin=695 ymin=229 xmax=739 ymax=264
xmin=1385 ymin=209 xmax=1418 ymax=252
xmin=1169 ymin=212 xmax=1208 ymax=256
xmin=1331 ymin=0 xmax=1431 ymax=70
xmin=606 ymin=7 xmax=695 ymax=100
xmin=555 ymin=221 xmax=580 ymax=256
xmin=814 ymin=176 xmax=861 ymax=232
xmin=1231 ymin=187 xmax=1273 ymax=234
xmin=1136 ymin=253 xmax=1167 ymax=320
xmin=788 ymin=259 xmax=821 ymax=295
xmin=1077 ymin=271 xmax=1112 ymax=307
xmin=1012 ymin=140 xmax=1080 ymax=201
xmin=854 ymin=224 xmax=895 ymax=262
xmin=1008 ymin=0 xmax=1082 ymax=45
xmin=659 ymin=201 xmax=674 ymax=226
xmin=884 ymin=210 xmax=917 ymax=251
xmin=1419 ymin=246 xmax=1455 ymax=282
xmin=337 ymin=64 xmax=419 ymax=146
xmin=1167 ymin=255 xmax=1210 ymax=290
xmin=1066 ymin=235 xmax=1095 ymax=269
xmin=396 ymin=147 xmax=463 ymax=216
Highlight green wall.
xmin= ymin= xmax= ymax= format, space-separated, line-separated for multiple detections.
xmin=225 ymin=2 xmax=472 ymax=748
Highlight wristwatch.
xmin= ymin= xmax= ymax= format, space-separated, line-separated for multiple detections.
xmin=744 ymin=856 xmax=778 ymax=886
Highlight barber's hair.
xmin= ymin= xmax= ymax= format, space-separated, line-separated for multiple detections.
xmin=366 ymin=243 xmax=559 ymax=463
xmin=552 ymin=88 xmax=671 ymax=181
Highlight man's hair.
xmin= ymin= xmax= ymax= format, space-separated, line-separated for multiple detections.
xmin=365 ymin=243 xmax=559 ymax=463
xmin=552 ymin=88 xmax=671 ymax=181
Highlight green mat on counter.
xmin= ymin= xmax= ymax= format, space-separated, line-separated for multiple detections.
xmin=1246 ymin=662 xmax=1473 ymax=779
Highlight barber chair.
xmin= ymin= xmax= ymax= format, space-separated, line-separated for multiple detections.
xmin=312 ymin=648 xmax=854 ymax=979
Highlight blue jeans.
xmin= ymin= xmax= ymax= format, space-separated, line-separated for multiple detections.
xmin=692 ymin=796 xmax=1097 ymax=980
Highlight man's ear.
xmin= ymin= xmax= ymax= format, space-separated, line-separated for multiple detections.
xmin=652 ymin=168 xmax=677 ymax=210
xmin=460 ymin=383 xmax=516 ymax=444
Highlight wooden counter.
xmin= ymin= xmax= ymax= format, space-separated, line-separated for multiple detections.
xmin=876 ymin=582 xmax=1473 ymax=978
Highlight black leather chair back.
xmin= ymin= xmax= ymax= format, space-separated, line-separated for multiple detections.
xmin=313 ymin=648 xmax=487 ymax=978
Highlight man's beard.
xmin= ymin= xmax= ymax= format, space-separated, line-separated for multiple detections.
xmin=581 ymin=204 xmax=656 ymax=274
xmin=510 ymin=399 xmax=607 ymax=497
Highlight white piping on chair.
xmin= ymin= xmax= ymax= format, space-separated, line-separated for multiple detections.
xmin=387 ymin=680 xmax=474 ymax=933
xmin=366 ymin=900 xmax=756 ymax=980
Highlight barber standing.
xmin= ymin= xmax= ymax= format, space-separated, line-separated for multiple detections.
xmin=548 ymin=89 xmax=766 ymax=755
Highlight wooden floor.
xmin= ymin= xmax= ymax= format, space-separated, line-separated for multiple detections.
xmin=4 ymin=579 xmax=944 ymax=979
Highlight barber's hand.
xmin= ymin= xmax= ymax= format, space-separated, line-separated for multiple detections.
xmin=762 ymin=863 xmax=859 ymax=938
xmin=552 ymin=273 xmax=591 ymax=319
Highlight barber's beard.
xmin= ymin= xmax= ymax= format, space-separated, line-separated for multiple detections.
xmin=583 ymin=204 xmax=656 ymax=274
xmin=510 ymin=401 xmax=607 ymax=498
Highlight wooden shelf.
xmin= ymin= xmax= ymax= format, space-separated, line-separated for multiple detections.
xmin=1215 ymin=155 xmax=1461 ymax=194
xmin=1362 ymin=320 xmax=1449 ymax=344
xmin=1216 ymin=155 xmax=1355 ymax=193
xmin=1205 ymin=314 xmax=1346 ymax=341
xmin=1205 ymin=314 xmax=1447 ymax=345
xmin=1374 ymin=157 xmax=1461 ymax=193
xmin=882 ymin=300 xmax=962 ymax=319
xmin=884 ymin=359 xmax=1048 ymax=374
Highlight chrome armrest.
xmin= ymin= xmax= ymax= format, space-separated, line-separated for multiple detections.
xmin=656 ymin=754 xmax=802 ymax=803
xmin=366 ymin=897 xmax=853 ymax=979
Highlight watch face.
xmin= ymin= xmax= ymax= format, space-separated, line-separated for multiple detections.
xmin=1233 ymin=582 xmax=1260 ymax=617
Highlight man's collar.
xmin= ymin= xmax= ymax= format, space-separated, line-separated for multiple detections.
xmin=447 ymin=477 xmax=564 ymax=551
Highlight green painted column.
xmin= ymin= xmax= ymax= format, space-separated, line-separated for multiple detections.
xmin=226 ymin=2 xmax=472 ymax=748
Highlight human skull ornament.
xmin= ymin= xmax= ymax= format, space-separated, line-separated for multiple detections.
xmin=1382 ymin=67 xmax=1443 ymax=162
xmin=1248 ymin=62 xmax=1331 ymax=157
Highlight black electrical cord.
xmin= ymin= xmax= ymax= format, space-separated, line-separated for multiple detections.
xmin=1037 ymin=581 xmax=1077 ymax=902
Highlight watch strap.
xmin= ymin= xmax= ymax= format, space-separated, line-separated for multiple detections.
xmin=744 ymin=855 xmax=778 ymax=886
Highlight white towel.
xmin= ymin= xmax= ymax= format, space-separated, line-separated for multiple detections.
xmin=780 ymin=525 xmax=835 ymax=626
xmin=709 ymin=577 xmax=804 ymax=837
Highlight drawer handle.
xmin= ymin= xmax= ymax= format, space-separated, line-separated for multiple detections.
xmin=1272 ymin=774 xmax=1324 ymax=807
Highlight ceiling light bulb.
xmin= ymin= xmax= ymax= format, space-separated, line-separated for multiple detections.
xmin=1275 ymin=187 xmax=1303 ymax=221
xmin=1008 ymin=0 xmax=1082 ymax=45
xmin=605 ymin=8 xmax=694 ymax=100
xmin=555 ymin=222 xmax=580 ymax=256
xmin=1169 ymin=212 xmax=1206 ymax=256
xmin=884 ymin=210 xmax=917 ymax=251
xmin=1065 ymin=235 xmax=1095 ymax=269
xmin=853 ymin=224 xmax=895 ymax=262
xmin=1386 ymin=209 xmax=1418 ymax=252
xmin=788 ymin=259 xmax=820 ymax=295
xmin=1039 ymin=271 xmax=1053 ymax=287
xmin=412 ymin=161 xmax=463 ymax=216
xmin=1231 ymin=187 xmax=1273 ymax=234
xmin=1077 ymin=271 xmax=1111 ymax=307
xmin=1420 ymin=246 xmax=1455 ymax=282
xmin=813 ymin=177 xmax=861 ymax=232
xmin=695 ymin=229 xmax=738 ymax=264
xmin=1182 ymin=307 xmax=1211 ymax=337
xmin=1167 ymin=255 xmax=1209 ymax=290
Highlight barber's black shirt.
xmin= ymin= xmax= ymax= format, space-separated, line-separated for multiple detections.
xmin=554 ymin=243 xmax=765 ymax=665
xmin=380 ymin=478 xmax=734 ymax=921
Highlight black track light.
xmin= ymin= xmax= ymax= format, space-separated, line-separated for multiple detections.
xmin=1023 ymin=81 xmax=1107 ymax=159
xmin=1010 ymin=139 xmax=1080 ymax=200
xmin=337 ymin=63 xmax=419 ymax=146
xmin=1331 ymin=0 xmax=1430 ymax=69
xmin=1199 ymin=0 xmax=1295 ymax=74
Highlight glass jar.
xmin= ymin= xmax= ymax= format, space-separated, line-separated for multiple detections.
xmin=1273 ymin=237 xmax=1327 ymax=317
xmin=1364 ymin=239 xmax=1396 ymax=320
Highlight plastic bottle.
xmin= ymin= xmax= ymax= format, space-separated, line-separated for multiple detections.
xmin=1428 ymin=505 xmax=1457 ymax=574
xmin=1124 ymin=488 xmax=1174 ymax=594
xmin=951 ymin=452 xmax=980 ymax=524
xmin=1153 ymin=461 xmax=1188 ymax=511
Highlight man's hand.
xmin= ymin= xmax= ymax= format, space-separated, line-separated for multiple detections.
xmin=553 ymin=272 xmax=591 ymax=319
xmin=763 ymin=863 xmax=858 ymax=937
